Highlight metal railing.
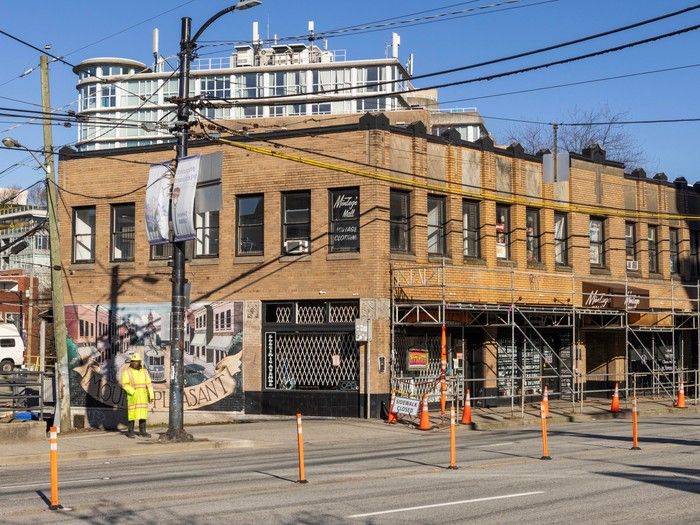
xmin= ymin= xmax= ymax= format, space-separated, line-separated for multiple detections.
xmin=0 ymin=370 xmax=53 ymax=421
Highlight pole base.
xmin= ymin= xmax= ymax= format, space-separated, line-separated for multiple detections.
xmin=447 ymin=465 xmax=459 ymax=470
xmin=50 ymin=504 xmax=72 ymax=511
xmin=159 ymin=428 xmax=194 ymax=443
xmin=540 ymin=456 xmax=552 ymax=460
xmin=297 ymin=479 xmax=308 ymax=484
xmin=630 ymin=446 xmax=641 ymax=451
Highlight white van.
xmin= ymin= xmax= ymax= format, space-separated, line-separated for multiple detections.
xmin=0 ymin=323 xmax=25 ymax=372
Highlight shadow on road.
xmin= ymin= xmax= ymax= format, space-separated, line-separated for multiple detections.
xmin=253 ymin=470 xmax=297 ymax=483
xmin=594 ymin=464 xmax=700 ymax=495
xmin=551 ymin=429 xmax=699 ymax=448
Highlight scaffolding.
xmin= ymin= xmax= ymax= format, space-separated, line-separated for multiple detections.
xmin=390 ymin=262 xmax=700 ymax=407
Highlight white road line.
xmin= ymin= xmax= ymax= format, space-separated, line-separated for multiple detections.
xmin=0 ymin=477 xmax=110 ymax=490
xmin=347 ymin=491 xmax=545 ymax=518
xmin=479 ymin=441 xmax=516 ymax=447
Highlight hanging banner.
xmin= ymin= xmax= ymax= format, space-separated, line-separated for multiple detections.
xmin=144 ymin=163 xmax=171 ymax=245
xmin=172 ymin=155 xmax=201 ymax=241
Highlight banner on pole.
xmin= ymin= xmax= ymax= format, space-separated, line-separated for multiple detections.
xmin=144 ymin=164 xmax=171 ymax=245
xmin=172 ymin=155 xmax=201 ymax=241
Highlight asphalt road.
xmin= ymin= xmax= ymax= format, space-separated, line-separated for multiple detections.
xmin=0 ymin=414 xmax=698 ymax=524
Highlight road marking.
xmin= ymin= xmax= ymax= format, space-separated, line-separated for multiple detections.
xmin=0 ymin=477 xmax=110 ymax=490
xmin=347 ymin=491 xmax=544 ymax=518
xmin=479 ymin=441 xmax=516 ymax=447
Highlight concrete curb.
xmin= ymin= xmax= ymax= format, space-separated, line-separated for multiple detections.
xmin=0 ymin=438 xmax=255 ymax=467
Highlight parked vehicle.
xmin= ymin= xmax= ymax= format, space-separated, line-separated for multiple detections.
xmin=0 ymin=323 xmax=25 ymax=372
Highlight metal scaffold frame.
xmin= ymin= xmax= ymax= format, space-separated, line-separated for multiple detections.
xmin=390 ymin=262 xmax=700 ymax=410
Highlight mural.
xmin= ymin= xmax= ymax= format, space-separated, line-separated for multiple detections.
xmin=65 ymin=301 xmax=244 ymax=414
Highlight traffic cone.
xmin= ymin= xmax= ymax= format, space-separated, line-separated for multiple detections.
xmin=542 ymin=386 xmax=550 ymax=418
xmin=460 ymin=388 xmax=472 ymax=425
xmin=418 ymin=394 xmax=431 ymax=431
xmin=610 ymin=383 xmax=621 ymax=413
xmin=675 ymin=380 xmax=687 ymax=409
xmin=387 ymin=390 xmax=398 ymax=424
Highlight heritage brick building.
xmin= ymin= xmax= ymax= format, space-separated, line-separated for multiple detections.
xmin=57 ymin=110 xmax=699 ymax=420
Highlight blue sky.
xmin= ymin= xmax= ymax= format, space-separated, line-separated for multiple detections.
xmin=1 ymin=0 xmax=699 ymax=190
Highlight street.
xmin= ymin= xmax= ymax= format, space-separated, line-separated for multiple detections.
xmin=0 ymin=414 xmax=697 ymax=524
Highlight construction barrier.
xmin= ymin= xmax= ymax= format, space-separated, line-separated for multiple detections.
xmin=631 ymin=397 xmax=641 ymax=451
xmin=418 ymin=394 xmax=431 ymax=431
xmin=460 ymin=388 xmax=472 ymax=426
xmin=610 ymin=383 xmax=621 ymax=413
xmin=540 ymin=402 xmax=551 ymax=460
xmin=675 ymin=380 xmax=687 ymax=409
xmin=295 ymin=412 xmax=307 ymax=484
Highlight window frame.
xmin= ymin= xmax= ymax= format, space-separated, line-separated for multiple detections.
xmin=648 ymin=225 xmax=659 ymax=274
xmin=72 ymin=206 xmax=96 ymax=263
xmin=495 ymin=204 xmax=511 ymax=260
xmin=236 ymin=194 xmax=264 ymax=256
xmin=589 ymin=217 xmax=606 ymax=268
xmin=526 ymin=207 xmax=541 ymax=264
xmin=390 ymin=189 xmax=411 ymax=253
xmin=194 ymin=210 xmax=220 ymax=258
xmin=554 ymin=212 xmax=568 ymax=266
xmin=282 ymin=190 xmax=311 ymax=254
xmin=427 ymin=194 xmax=447 ymax=256
xmin=462 ymin=199 xmax=480 ymax=259
xmin=625 ymin=222 xmax=637 ymax=263
xmin=669 ymin=227 xmax=680 ymax=274
xmin=110 ymin=203 xmax=136 ymax=262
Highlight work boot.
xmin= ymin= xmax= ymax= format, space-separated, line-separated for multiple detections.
xmin=138 ymin=420 xmax=152 ymax=438
xmin=125 ymin=421 xmax=136 ymax=439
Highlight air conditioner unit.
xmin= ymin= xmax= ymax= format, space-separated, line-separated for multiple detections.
xmin=284 ymin=239 xmax=309 ymax=255
xmin=626 ymin=260 xmax=639 ymax=271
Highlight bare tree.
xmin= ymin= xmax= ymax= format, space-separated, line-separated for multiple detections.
xmin=505 ymin=105 xmax=645 ymax=169
xmin=0 ymin=184 xmax=24 ymax=204
xmin=26 ymin=182 xmax=47 ymax=207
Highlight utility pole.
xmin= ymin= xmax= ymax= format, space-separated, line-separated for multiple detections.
xmin=552 ymin=123 xmax=559 ymax=182
xmin=41 ymin=53 xmax=71 ymax=431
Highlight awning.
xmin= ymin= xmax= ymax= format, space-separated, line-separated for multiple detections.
xmin=190 ymin=333 xmax=207 ymax=347
xmin=207 ymin=335 xmax=233 ymax=352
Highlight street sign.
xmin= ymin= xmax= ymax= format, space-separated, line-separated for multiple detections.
xmin=393 ymin=396 xmax=420 ymax=416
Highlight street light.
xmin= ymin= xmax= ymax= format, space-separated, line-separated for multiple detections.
xmin=164 ymin=0 xmax=261 ymax=442
xmin=2 ymin=137 xmax=48 ymax=175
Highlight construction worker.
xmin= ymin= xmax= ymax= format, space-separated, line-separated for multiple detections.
xmin=120 ymin=353 xmax=154 ymax=438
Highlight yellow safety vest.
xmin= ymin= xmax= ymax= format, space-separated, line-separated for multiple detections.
xmin=121 ymin=367 xmax=154 ymax=421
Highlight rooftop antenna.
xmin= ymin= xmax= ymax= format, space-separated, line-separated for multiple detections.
xmin=308 ymin=20 xmax=315 ymax=42
xmin=152 ymin=28 xmax=160 ymax=72
xmin=391 ymin=32 xmax=400 ymax=59
xmin=407 ymin=53 xmax=414 ymax=76
xmin=253 ymin=21 xmax=260 ymax=46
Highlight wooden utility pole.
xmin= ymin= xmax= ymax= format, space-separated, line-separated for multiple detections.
xmin=41 ymin=53 xmax=71 ymax=431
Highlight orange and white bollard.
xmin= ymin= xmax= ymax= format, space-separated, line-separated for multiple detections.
xmin=542 ymin=386 xmax=550 ymax=418
xmin=675 ymin=380 xmax=687 ymax=409
xmin=387 ymin=390 xmax=398 ymax=424
xmin=440 ymin=324 xmax=447 ymax=416
xmin=631 ymin=397 xmax=641 ymax=451
xmin=460 ymin=387 xmax=472 ymax=426
xmin=448 ymin=403 xmax=458 ymax=469
xmin=610 ymin=383 xmax=621 ymax=413
xmin=49 ymin=426 xmax=60 ymax=510
xmin=295 ymin=412 xmax=308 ymax=484
xmin=540 ymin=402 xmax=551 ymax=460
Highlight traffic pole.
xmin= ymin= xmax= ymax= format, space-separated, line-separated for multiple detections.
xmin=49 ymin=426 xmax=60 ymax=510
xmin=440 ymin=323 xmax=447 ymax=416
xmin=295 ymin=412 xmax=308 ymax=484
xmin=540 ymin=402 xmax=551 ymax=460
xmin=631 ymin=397 xmax=641 ymax=451
xmin=448 ymin=402 xmax=458 ymax=469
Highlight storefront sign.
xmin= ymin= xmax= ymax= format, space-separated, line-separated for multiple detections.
xmin=144 ymin=163 xmax=171 ymax=245
xmin=393 ymin=396 xmax=420 ymax=416
xmin=582 ymin=282 xmax=649 ymax=311
xmin=406 ymin=348 xmax=429 ymax=370
xmin=330 ymin=188 xmax=359 ymax=251
xmin=265 ymin=332 xmax=276 ymax=389
xmin=172 ymin=155 xmax=201 ymax=241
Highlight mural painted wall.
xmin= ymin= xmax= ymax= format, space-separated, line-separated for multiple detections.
xmin=66 ymin=301 xmax=244 ymax=416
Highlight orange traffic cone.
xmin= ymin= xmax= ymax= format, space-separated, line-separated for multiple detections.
xmin=418 ymin=394 xmax=431 ymax=431
xmin=675 ymin=380 xmax=687 ymax=409
xmin=387 ymin=390 xmax=398 ymax=424
xmin=542 ymin=386 xmax=550 ymax=418
xmin=460 ymin=388 xmax=472 ymax=425
xmin=610 ymin=383 xmax=621 ymax=413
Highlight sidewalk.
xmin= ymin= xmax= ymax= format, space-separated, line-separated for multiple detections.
xmin=0 ymin=398 xmax=696 ymax=467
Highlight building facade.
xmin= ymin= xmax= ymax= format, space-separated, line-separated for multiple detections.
xmin=58 ymin=111 xmax=699 ymax=422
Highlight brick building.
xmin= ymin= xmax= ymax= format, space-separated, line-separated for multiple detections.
xmin=57 ymin=111 xmax=699 ymax=420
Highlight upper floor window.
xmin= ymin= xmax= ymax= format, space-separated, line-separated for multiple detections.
xmin=625 ymin=222 xmax=636 ymax=263
xmin=691 ymin=230 xmax=699 ymax=277
xmin=669 ymin=228 xmax=680 ymax=274
xmin=554 ymin=212 xmax=568 ymax=266
xmin=111 ymin=203 xmax=135 ymax=262
xmin=101 ymin=85 xmax=117 ymax=108
xmin=462 ymin=200 xmax=480 ymax=258
xmin=237 ymin=73 xmax=260 ymax=98
xmin=282 ymin=191 xmax=311 ymax=255
xmin=200 ymin=76 xmax=231 ymax=99
xmin=496 ymin=204 xmax=510 ymax=260
xmin=526 ymin=208 xmax=541 ymax=263
xmin=237 ymin=194 xmax=264 ymax=256
xmin=427 ymin=195 xmax=446 ymax=256
xmin=195 ymin=211 xmax=219 ymax=257
xmin=329 ymin=188 xmax=360 ymax=253
xmin=150 ymin=243 xmax=172 ymax=261
xmin=73 ymin=206 xmax=96 ymax=263
xmin=589 ymin=217 xmax=605 ymax=267
xmin=390 ymin=190 xmax=410 ymax=253
xmin=80 ymin=85 xmax=97 ymax=111
xmin=648 ymin=225 xmax=659 ymax=274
